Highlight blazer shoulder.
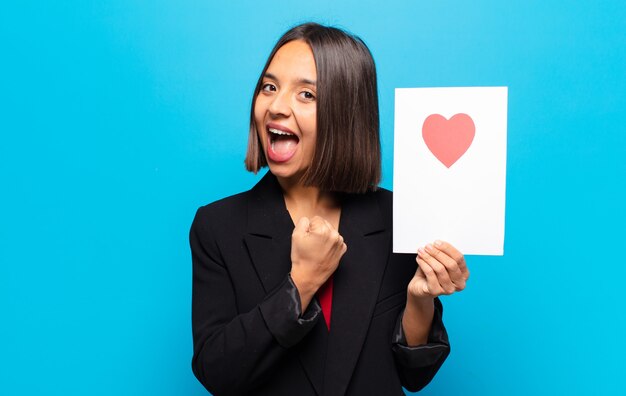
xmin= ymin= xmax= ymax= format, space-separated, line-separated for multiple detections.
xmin=196 ymin=190 xmax=249 ymax=221
xmin=372 ymin=186 xmax=393 ymax=202
xmin=190 ymin=190 xmax=252 ymax=241
xmin=341 ymin=187 xmax=393 ymax=230
xmin=371 ymin=186 xmax=393 ymax=219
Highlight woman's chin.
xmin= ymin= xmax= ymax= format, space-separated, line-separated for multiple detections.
xmin=269 ymin=166 xmax=297 ymax=179
xmin=268 ymin=165 xmax=306 ymax=185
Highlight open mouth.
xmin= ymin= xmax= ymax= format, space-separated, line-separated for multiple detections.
xmin=267 ymin=127 xmax=300 ymax=162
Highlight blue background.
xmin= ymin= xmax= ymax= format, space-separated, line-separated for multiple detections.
xmin=1 ymin=1 xmax=625 ymax=395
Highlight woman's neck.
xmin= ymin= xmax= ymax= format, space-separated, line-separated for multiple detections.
xmin=277 ymin=176 xmax=341 ymax=227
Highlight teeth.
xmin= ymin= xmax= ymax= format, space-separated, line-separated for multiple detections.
xmin=268 ymin=128 xmax=294 ymax=136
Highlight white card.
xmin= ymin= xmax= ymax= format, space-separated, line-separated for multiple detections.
xmin=393 ymin=87 xmax=508 ymax=255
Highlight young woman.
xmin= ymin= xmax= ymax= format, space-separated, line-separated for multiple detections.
xmin=190 ymin=22 xmax=469 ymax=396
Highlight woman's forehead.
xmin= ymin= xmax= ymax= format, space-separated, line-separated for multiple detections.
xmin=266 ymin=40 xmax=317 ymax=84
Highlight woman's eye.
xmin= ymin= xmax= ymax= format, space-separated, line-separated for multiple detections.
xmin=261 ymin=83 xmax=276 ymax=92
xmin=300 ymin=91 xmax=316 ymax=100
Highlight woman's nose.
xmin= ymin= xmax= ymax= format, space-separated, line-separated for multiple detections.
xmin=268 ymin=91 xmax=292 ymax=117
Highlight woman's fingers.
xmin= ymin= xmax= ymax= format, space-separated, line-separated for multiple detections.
xmin=433 ymin=240 xmax=470 ymax=280
xmin=418 ymin=240 xmax=471 ymax=294
xmin=409 ymin=241 xmax=469 ymax=299
xmin=424 ymin=243 xmax=467 ymax=291
xmin=416 ymin=258 xmax=444 ymax=295
xmin=317 ymin=216 xmax=345 ymax=248
xmin=417 ymin=247 xmax=456 ymax=294
xmin=308 ymin=216 xmax=327 ymax=234
xmin=300 ymin=216 xmax=346 ymax=257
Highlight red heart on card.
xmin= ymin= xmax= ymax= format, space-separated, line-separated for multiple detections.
xmin=422 ymin=113 xmax=475 ymax=168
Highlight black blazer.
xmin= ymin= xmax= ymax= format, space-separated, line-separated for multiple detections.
xmin=190 ymin=172 xmax=450 ymax=396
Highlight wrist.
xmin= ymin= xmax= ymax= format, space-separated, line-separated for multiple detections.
xmin=290 ymin=271 xmax=316 ymax=293
xmin=289 ymin=272 xmax=318 ymax=310
xmin=407 ymin=285 xmax=434 ymax=304
xmin=402 ymin=294 xmax=435 ymax=346
xmin=405 ymin=292 xmax=435 ymax=315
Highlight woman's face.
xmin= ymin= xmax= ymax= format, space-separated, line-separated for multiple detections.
xmin=254 ymin=40 xmax=317 ymax=185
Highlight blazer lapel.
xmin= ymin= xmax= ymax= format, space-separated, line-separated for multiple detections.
xmin=244 ymin=172 xmax=293 ymax=293
xmin=323 ymin=192 xmax=390 ymax=396
xmin=242 ymin=172 xmax=328 ymax=396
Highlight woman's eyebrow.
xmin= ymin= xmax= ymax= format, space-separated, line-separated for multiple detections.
xmin=264 ymin=72 xmax=316 ymax=86
xmin=297 ymin=78 xmax=317 ymax=86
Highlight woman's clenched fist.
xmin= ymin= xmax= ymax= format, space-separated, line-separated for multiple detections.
xmin=290 ymin=216 xmax=347 ymax=310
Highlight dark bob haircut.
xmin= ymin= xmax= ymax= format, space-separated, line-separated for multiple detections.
xmin=244 ymin=22 xmax=381 ymax=194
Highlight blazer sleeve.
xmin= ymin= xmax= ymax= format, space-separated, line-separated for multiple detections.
xmin=190 ymin=207 xmax=322 ymax=395
xmin=391 ymin=297 xmax=450 ymax=392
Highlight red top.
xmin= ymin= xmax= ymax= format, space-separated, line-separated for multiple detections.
xmin=317 ymin=276 xmax=334 ymax=330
